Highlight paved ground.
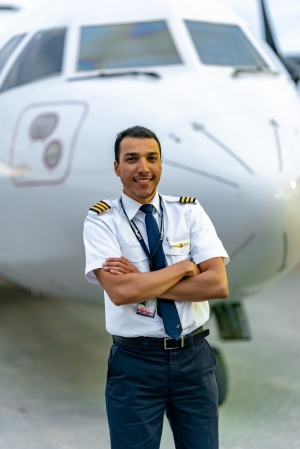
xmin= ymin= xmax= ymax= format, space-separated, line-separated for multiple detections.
xmin=0 ymin=271 xmax=299 ymax=449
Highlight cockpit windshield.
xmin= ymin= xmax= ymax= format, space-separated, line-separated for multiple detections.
xmin=0 ymin=34 xmax=25 ymax=75
xmin=185 ymin=21 xmax=268 ymax=68
xmin=77 ymin=20 xmax=182 ymax=71
xmin=0 ymin=28 xmax=66 ymax=93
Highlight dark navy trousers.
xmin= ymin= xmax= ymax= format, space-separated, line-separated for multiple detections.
xmin=105 ymin=337 xmax=218 ymax=449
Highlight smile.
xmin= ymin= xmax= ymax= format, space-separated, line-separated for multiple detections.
xmin=134 ymin=178 xmax=153 ymax=184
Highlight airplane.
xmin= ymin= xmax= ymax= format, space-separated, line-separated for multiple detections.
xmin=0 ymin=3 xmax=20 ymax=34
xmin=259 ymin=0 xmax=300 ymax=83
xmin=1 ymin=0 xmax=300 ymax=404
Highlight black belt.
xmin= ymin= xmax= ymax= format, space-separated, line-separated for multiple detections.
xmin=113 ymin=326 xmax=209 ymax=350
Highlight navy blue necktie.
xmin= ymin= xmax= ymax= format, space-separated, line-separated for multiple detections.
xmin=140 ymin=204 xmax=182 ymax=340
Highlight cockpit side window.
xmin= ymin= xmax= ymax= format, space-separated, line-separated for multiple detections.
xmin=185 ymin=21 xmax=268 ymax=68
xmin=77 ymin=21 xmax=182 ymax=71
xmin=0 ymin=28 xmax=66 ymax=93
xmin=0 ymin=34 xmax=26 ymax=75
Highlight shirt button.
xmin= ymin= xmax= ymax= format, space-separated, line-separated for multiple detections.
xmin=176 ymin=324 xmax=181 ymax=328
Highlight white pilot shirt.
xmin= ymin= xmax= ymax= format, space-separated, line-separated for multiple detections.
xmin=83 ymin=192 xmax=229 ymax=338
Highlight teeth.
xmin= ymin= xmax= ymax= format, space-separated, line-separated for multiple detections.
xmin=137 ymin=179 xmax=151 ymax=183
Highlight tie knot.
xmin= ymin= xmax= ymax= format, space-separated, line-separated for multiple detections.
xmin=140 ymin=204 xmax=154 ymax=214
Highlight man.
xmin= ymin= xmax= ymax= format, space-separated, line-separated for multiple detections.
xmin=83 ymin=125 xmax=229 ymax=449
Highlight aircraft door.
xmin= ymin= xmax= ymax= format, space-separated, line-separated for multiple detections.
xmin=9 ymin=101 xmax=89 ymax=187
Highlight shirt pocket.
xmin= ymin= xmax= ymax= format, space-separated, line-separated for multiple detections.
xmin=163 ymin=237 xmax=191 ymax=262
xmin=120 ymin=244 xmax=149 ymax=272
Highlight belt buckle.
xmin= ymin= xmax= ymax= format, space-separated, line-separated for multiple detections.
xmin=163 ymin=336 xmax=185 ymax=350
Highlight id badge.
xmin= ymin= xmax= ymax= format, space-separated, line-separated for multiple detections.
xmin=136 ymin=299 xmax=157 ymax=318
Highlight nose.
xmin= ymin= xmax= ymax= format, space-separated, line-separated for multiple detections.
xmin=137 ymin=157 xmax=150 ymax=173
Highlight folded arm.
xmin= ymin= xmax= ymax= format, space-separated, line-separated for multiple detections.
xmin=96 ymin=256 xmax=228 ymax=305
xmin=94 ymin=259 xmax=199 ymax=306
xmin=159 ymin=257 xmax=228 ymax=302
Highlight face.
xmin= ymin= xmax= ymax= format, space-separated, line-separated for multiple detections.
xmin=114 ymin=137 xmax=162 ymax=204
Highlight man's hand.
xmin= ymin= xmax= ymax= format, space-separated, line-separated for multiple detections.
xmin=103 ymin=256 xmax=139 ymax=275
xmin=185 ymin=261 xmax=200 ymax=277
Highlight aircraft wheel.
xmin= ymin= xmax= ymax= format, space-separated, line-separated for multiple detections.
xmin=212 ymin=346 xmax=228 ymax=406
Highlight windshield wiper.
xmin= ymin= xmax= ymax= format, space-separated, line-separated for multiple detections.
xmin=232 ymin=66 xmax=278 ymax=77
xmin=68 ymin=70 xmax=161 ymax=82
xmin=0 ymin=5 xmax=19 ymax=10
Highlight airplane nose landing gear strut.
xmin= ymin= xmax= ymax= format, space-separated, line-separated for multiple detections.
xmin=210 ymin=301 xmax=251 ymax=405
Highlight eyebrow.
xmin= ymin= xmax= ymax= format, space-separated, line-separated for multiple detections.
xmin=124 ymin=151 xmax=159 ymax=157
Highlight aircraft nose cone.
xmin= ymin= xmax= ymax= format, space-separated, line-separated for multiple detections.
xmin=160 ymin=114 xmax=300 ymax=295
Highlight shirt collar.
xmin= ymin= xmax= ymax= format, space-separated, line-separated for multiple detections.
xmin=121 ymin=191 xmax=161 ymax=220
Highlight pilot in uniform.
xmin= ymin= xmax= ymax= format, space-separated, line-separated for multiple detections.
xmin=83 ymin=126 xmax=229 ymax=449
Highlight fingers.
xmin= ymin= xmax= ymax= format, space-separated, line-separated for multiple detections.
xmin=105 ymin=256 xmax=130 ymax=263
xmin=103 ymin=256 xmax=139 ymax=274
xmin=108 ymin=270 xmax=125 ymax=275
xmin=194 ymin=264 xmax=201 ymax=275
xmin=184 ymin=260 xmax=200 ymax=277
xmin=103 ymin=263 xmax=128 ymax=274
xmin=103 ymin=266 xmax=127 ymax=274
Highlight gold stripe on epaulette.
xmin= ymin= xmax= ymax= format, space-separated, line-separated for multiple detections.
xmin=89 ymin=201 xmax=111 ymax=214
xmin=179 ymin=196 xmax=196 ymax=204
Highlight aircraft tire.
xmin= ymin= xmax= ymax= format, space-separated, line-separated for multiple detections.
xmin=212 ymin=346 xmax=228 ymax=406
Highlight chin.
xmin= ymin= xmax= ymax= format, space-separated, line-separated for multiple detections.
xmin=139 ymin=190 xmax=155 ymax=199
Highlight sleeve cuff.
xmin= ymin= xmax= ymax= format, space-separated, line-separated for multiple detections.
xmin=85 ymin=261 xmax=106 ymax=284
xmin=192 ymin=250 xmax=230 ymax=266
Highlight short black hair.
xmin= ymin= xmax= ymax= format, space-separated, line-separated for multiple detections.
xmin=114 ymin=125 xmax=161 ymax=163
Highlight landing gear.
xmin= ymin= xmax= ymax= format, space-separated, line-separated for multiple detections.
xmin=212 ymin=346 xmax=228 ymax=406
xmin=210 ymin=300 xmax=252 ymax=405
xmin=211 ymin=301 xmax=251 ymax=340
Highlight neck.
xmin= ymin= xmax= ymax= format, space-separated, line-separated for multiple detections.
xmin=123 ymin=190 xmax=157 ymax=204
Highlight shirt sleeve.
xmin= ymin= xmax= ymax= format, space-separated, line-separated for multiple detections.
xmin=189 ymin=203 xmax=230 ymax=266
xmin=83 ymin=212 xmax=122 ymax=284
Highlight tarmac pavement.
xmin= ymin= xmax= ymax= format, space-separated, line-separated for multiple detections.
xmin=0 ymin=270 xmax=299 ymax=449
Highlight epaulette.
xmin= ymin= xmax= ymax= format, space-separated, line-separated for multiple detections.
xmin=179 ymin=196 xmax=196 ymax=204
xmin=89 ymin=200 xmax=111 ymax=214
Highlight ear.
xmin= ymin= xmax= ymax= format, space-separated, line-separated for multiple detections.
xmin=114 ymin=160 xmax=120 ymax=177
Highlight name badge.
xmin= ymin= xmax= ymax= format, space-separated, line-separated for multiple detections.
xmin=136 ymin=299 xmax=157 ymax=318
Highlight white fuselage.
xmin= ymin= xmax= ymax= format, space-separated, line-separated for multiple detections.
xmin=1 ymin=0 xmax=300 ymax=301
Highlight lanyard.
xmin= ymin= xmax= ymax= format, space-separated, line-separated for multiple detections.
xmin=119 ymin=196 xmax=165 ymax=270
